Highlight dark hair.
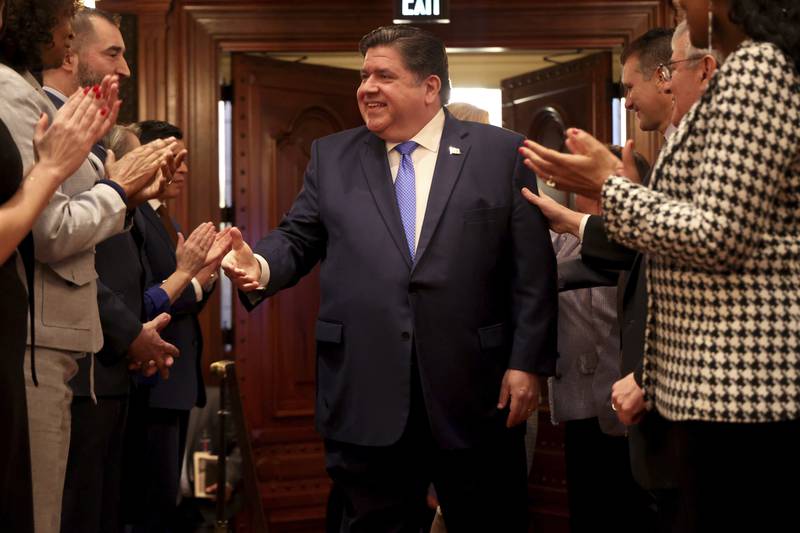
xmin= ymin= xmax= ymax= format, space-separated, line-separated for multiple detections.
xmin=136 ymin=120 xmax=184 ymax=144
xmin=358 ymin=25 xmax=451 ymax=104
xmin=608 ymin=144 xmax=651 ymax=183
xmin=620 ymin=27 xmax=674 ymax=79
xmin=71 ymin=7 xmax=121 ymax=53
xmin=729 ymin=0 xmax=800 ymax=71
xmin=0 ymin=0 xmax=78 ymax=71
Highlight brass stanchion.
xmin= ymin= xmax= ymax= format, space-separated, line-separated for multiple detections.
xmin=210 ymin=360 xmax=233 ymax=533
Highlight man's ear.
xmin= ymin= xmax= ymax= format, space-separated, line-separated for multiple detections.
xmin=62 ymin=50 xmax=77 ymax=73
xmin=424 ymin=74 xmax=442 ymax=105
xmin=700 ymin=55 xmax=717 ymax=82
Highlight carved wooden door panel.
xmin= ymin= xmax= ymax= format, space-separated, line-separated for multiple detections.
xmin=232 ymin=54 xmax=363 ymax=532
xmin=501 ymin=52 xmax=613 ymax=533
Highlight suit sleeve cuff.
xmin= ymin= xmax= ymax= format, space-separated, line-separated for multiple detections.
xmin=96 ymin=179 xmax=128 ymax=205
xmin=633 ymin=362 xmax=644 ymax=387
xmin=255 ymin=253 xmax=271 ymax=288
xmin=578 ymin=214 xmax=590 ymax=243
xmin=143 ymin=286 xmax=170 ymax=320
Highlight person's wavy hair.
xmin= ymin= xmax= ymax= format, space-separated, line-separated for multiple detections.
xmin=0 ymin=0 xmax=79 ymax=71
xmin=729 ymin=0 xmax=800 ymax=71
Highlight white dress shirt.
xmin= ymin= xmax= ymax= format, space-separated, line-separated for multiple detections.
xmin=255 ymin=108 xmax=446 ymax=288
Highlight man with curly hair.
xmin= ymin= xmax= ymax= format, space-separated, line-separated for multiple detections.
xmin=0 ymin=0 xmax=77 ymax=72
xmin=0 ymin=2 xmax=171 ymax=532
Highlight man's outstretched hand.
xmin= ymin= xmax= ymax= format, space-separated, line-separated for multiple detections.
xmin=221 ymin=227 xmax=261 ymax=292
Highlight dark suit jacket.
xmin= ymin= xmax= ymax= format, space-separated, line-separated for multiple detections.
xmin=79 ymin=212 xmax=149 ymax=397
xmin=580 ymin=213 xmax=681 ymax=491
xmin=139 ymin=202 xmax=208 ymax=410
xmin=245 ymin=111 xmax=558 ymax=449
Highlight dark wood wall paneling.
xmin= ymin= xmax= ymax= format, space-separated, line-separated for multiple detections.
xmin=97 ymin=2 xmax=674 ymax=531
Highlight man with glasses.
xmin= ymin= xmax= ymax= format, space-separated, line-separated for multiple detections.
xmin=658 ymin=21 xmax=720 ymax=129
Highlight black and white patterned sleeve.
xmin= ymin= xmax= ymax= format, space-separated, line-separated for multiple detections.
xmin=601 ymin=43 xmax=800 ymax=272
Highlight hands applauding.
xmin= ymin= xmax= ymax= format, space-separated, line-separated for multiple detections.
xmin=518 ymin=129 xmax=641 ymax=200
xmin=32 ymin=74 xmax=121 ymax=188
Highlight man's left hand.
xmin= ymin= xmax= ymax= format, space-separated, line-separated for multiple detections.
xmin=611 ymin=372 xmax=646 ymax=425
xmin=497 ymin=369 xmax=541 ymax=428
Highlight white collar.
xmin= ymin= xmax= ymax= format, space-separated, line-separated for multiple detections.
xmin=385 ymin=107 xmax=445 ymax=155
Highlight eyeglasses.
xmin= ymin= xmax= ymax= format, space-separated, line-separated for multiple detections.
xmin=657 ymin=55 xmax=704 ymax=81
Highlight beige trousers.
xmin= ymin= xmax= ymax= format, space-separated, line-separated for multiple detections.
xmin=24 ymin=347 xmax=80 ymax=533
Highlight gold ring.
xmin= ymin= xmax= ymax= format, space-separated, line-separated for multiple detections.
xmin=611 ymin=403 xmax=618 ymax=412
xmin=545 ymin=176 xmax=556 ymax=188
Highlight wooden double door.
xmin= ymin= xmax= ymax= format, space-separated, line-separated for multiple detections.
xmin=232 ymin=51 xmax=612 ymax=532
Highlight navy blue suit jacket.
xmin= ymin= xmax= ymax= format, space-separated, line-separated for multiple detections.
xmin=245 ymin=112 xmax=558 ymax=449
xmin=139 ymin=203 xmax=208 ymax=410
xmin=87 ymin=212 xmax=149 ymax=397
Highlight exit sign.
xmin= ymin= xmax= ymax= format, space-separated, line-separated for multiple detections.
xmin=393 ymin=0 xmax=450 ymax=24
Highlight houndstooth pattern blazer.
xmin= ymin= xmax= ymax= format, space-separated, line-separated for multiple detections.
xmin=601 ymin=40 xmax=800 ymax=423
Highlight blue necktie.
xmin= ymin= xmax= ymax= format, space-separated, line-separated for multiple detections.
xmin=394 ymin=141 xmax=418 ymax=260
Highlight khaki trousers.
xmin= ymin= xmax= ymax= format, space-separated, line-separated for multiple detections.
xmin=24 ymin=347 xmax=80 ymax=533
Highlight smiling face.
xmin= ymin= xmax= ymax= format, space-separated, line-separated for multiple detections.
xmin=356 ymin=44 xmax=441 ymax=143
xmin=75 ymin=16 xmax=130 ymax=87
xmin=622 ymin=54 xmax=673 ymax=134
xmin=663 ymin=31 xmax=708 ymax=126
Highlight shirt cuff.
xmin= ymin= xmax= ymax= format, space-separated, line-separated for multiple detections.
xmin=191 ymin=278 xmax=203 ymax=302
xmin=578 ymin=214 xmax=591 ymax=243
xmin=96 ymin=179 xmax=128 ymax=205
xmin=255 ymin=253 xmax=271 ymax=288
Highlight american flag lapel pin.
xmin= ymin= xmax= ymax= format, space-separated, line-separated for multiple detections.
xmin=449 ymin=146 xmax=461 ymax=155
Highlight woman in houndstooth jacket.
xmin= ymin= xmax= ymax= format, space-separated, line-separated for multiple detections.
xmin=519 ymin=0 xmax=800 ymax=530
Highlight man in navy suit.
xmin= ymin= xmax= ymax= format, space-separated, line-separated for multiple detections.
xmin=223 ymin=25 xmax=558 ymax=532
xmin=123 ymin=121 xmax=230 ymax=531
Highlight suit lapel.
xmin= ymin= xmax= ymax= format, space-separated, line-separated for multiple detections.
xmin=413 ymin=114 xmax=470 ymax=271
xmin=361 ymin=135 xmax=413 ymax=269
xmin=141 ymin=203 xmax=178 ymax=264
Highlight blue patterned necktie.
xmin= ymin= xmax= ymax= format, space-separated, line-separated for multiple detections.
xmin=394 ymin=141 xmax=419 ymax=260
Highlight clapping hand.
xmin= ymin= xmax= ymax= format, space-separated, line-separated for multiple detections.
xmin=176 ymin=222 xmax=217 ymax=279
xmin=32 ymin=74 xmax=122 ymax=185
xmin=519 ymin=129 xmax=634 ymax=200
xmin=195 ymin=227 xmax=233 ymax=288
xmin=106 ymin=137 xmax=181 ymax=205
